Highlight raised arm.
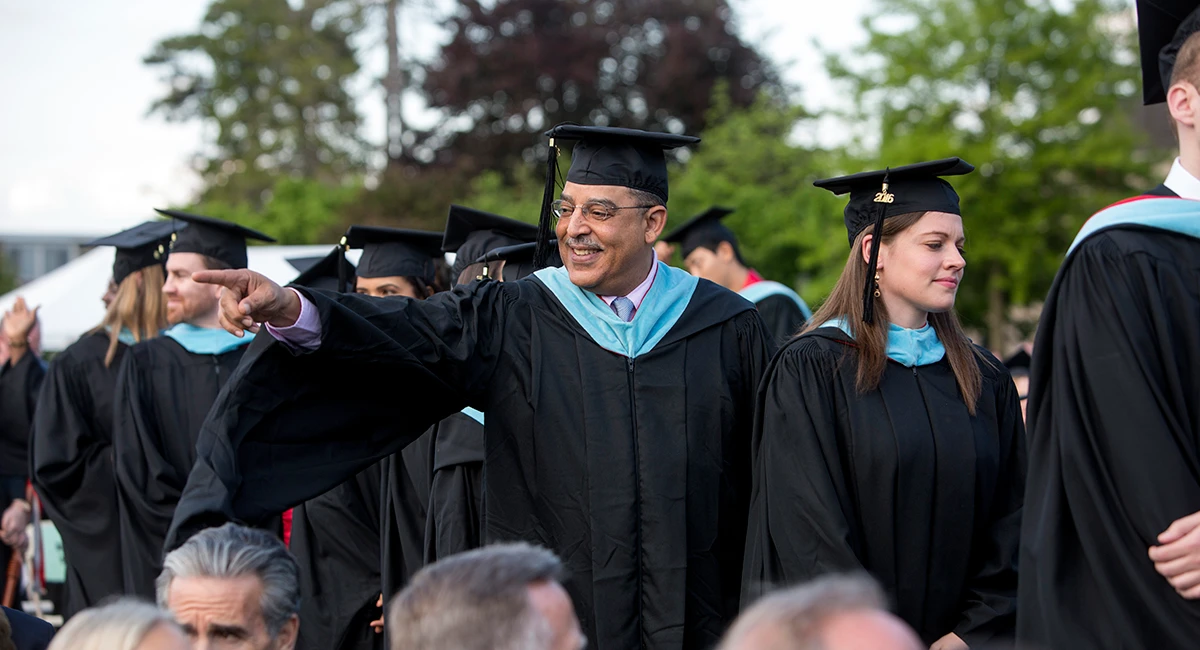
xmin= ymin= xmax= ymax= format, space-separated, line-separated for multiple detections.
xmin=168 ymin=277 xmax=510 ymax=550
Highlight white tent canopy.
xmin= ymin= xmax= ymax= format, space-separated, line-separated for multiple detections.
xmin=0 ymin=245 xmax=341 ymax=352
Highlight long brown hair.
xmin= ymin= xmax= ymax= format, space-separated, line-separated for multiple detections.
xmin=94 ymin=265 xmax=169 ymax=367
xmin=804 ymin=211 xmax=987 ymax=414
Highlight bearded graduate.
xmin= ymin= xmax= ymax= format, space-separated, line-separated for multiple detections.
xmin=169 ymin=124 xmax=772 ymax=650
xmin=112 ymin=210 xmax=275 ymax=599
xmin=1018 ymin=2 xmax=1200 ymax=647
xmin=31 ymin=221 xmax=174 ymax=618
xmin=741 ymin=159 xmax=1025 ymax=649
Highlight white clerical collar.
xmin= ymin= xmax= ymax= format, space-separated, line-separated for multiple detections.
xmin=1164 ymin=158 xmax=1200 ymax=200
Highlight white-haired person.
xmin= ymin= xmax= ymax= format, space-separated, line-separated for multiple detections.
xmin=158 ymin=523 xmax=300 ymax=650
xmin=47 ymin=599 xmax=186 ymax=650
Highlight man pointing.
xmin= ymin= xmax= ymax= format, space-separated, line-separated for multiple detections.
xmin=173 ymin=125 xmax=771 ymax=650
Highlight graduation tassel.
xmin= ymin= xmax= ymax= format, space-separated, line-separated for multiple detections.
xmin=533 ymin=138 xmax=560 ymax=270
xmin=336 ymin=238 xmax=349 ymax=294
xmin=861 ymin=170 xmax=892 ymax=325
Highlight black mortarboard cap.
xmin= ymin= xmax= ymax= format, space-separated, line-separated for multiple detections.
xmin=1003 ymin=348 xmax=1032 ymax=371
xmin=288 ymin=247 xmax=357 ymax=292
xmin=1136 ymin=0 xmax=1200 ymax=105
xmin=442 ymin=205 xmax=538 ymax=280
xmin=473 ymin=240 xmax=561 ymax=282
xmin=815 ymin=157 xmax=974 ymax=324
xmin=535 ymin=123 xmax=700 ymax=268
xmin=86 ymin=220 xmax=179 ymax=285
xmin=660 ymin=206 xmax=737 ymax=259
xmin=155 ymin=208 xmax=275 ymax=269
xmin=344 ymin=226 xmax=443 ymax=283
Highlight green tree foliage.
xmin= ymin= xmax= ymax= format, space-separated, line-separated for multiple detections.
xmin=0 ymin=254 xmax=18 ymax=296
xmin=825 ymin=0 xmax=1165 ymax=345
xmin=418 ymin=0 xmax=782 ymax=171
xmin=340 ymin=164 xmax=479 ymax=232
xmin=668 ymin=89 xmax=847 ymax=305
xmin=145 ymin=0 xmax=367 ymax=206
xmin=190 ymin=176 xmax=358 ymax=245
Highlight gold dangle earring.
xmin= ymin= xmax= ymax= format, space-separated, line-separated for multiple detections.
xmin=874 ymin=273 xmax=881 ymax=298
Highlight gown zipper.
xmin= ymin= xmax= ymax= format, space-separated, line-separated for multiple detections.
xmin=625 ymin=355 xmax=646 ymax=648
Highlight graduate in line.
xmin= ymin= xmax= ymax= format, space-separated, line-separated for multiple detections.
xmin=113 ymin=210 xmax=274 ymax=599
xmin=0 ymin=296 xmax=44 ymax=576
xmin=742 ymin=159 xmax=1025 ymax=649
xmin=288 ymin=227 xmax=443 ymax=650
xmin=1018 ymin=2 xmax=1200 ymax=646
xmin=170 ymin=124 xmax=772 ymax=650
xmin=31 ymin=220 xmax=175 ymax=617
xmin=411 ymin=204 xmax=541 ymax=572
xmin=660 ymin=206 xmax=811 ymax=343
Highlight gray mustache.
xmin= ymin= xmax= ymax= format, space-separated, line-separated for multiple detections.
xmin=564 ymin=238 xmax=603 ymax=250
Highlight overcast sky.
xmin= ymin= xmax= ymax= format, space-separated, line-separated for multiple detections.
xmin=0 ymin=0 xmax=868 ymax=237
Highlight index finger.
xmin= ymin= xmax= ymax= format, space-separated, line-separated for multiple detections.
xmin=192 ymin=269 xmax=246 ymax=288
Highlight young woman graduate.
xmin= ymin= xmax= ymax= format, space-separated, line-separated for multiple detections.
xmin=741 ymin=159 xmax=1026 ymax=649
xmin=287 ymin=226 xmax=443 ymax=650
xmin=30 ymin=220 xmax=174 ymax=618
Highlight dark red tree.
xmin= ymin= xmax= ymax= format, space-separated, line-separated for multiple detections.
xmin=417 ymin=0 xmax=782 ymax=170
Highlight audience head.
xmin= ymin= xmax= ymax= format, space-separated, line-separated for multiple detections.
xmin=157 ymin=523 xmax=300 ymax=650
xmin=719 ymin=575 xmax=923 ymax=650
xmin=48 ymin=599 xmax=188 ymax=650
xmin=388 ymin=542 xmax=584 ymax=650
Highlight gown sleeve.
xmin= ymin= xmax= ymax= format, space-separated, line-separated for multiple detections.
xmin=167 ymin=282 xmax=509 ymax=550
xmin=742 ymin=336 xmax=863 ymax=603
xmin=112 ymin=348 xmax=182 ymax=597
xmin=31 ymin=354 xmax=100 ymax=504
xmin=955 ymin=367 xmax=1026 ymax=644
xmin=0 ymin=353 xmax=46 ymax=479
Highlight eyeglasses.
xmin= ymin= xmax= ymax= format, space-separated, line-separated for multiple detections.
xmin=551 ymin=200 xmax=657 ymax=223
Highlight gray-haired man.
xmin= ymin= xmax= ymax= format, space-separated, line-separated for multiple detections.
xmin=388 ymin=542 xmax=584 ymax=650
xmin=157 ymin=523 xmax=300 ymax=650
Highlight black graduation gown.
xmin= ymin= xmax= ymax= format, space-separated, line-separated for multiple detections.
xmin=379 ymin=431 xmax=432 ymax=604
xmin=752 ymin=294 xmax=807 ymax=344
xmin=169 ymin=276 xmax=771 ymax=650
xmin=1018 ymin=226 xmax=1200 ymax=648
xmin=292 ymin=463 xmax=387 ymax=650
xmin=0 ymin=351 xmax=46 ymax=478
xmin=742 ymin=328 xmax=1025 ymax=646
xmin=422 ymin=411 xmax=484 ymax=565
xmin=30 ymin=331 xmax=126 ymax=618
xmin=113 ymin=336 xmax=247 ymax=598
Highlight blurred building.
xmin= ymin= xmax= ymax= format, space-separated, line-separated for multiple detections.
xmin=0 ymin=233 xmax=92 ymax=285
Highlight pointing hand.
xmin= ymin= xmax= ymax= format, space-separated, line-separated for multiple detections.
xmin=191 ymin=269 xmax=301 ymax=337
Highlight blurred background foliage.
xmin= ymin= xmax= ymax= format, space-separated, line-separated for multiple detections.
xmin=150 ymin=0 xmax=1167 ymax=349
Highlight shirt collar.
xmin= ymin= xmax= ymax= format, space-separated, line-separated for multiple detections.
xmin=741 ymin=268 xmax=764 ymax=290
xmin=600 ymin=251 xmax=659 ymax=309
xmin=1164 ymin=158 xmax=1200 ymax=200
